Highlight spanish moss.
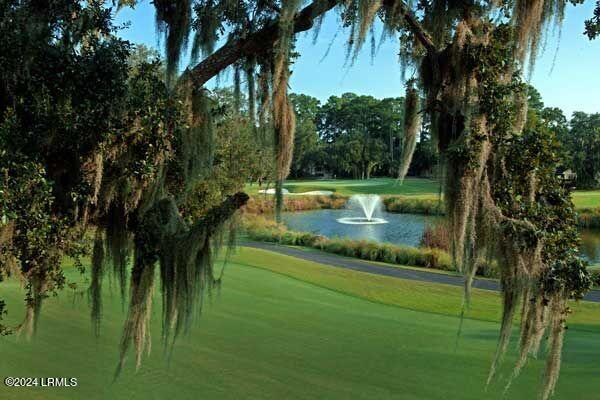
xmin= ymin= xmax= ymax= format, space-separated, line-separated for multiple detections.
xmin=398 ymin=82 xmax=421 ymax=183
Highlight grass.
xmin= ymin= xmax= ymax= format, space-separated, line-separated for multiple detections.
xmin=1 ymin=247 xmax=600 ymax=399
xmin=247 ymin=178 xmax=600 ymax=211
xmin=246 ymin=177 xmax=441 ymax=197
xmin=572 ymin=190 xmax=600 ymax=209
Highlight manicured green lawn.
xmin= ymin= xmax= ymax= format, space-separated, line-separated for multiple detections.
xmin=572 ymin=190 xmax=600 ymax=209
xmin=247 ymin=178 xmax=600 ymax=210
xmin=246 ymin=177 xmax=441 ymax=197
xmin=1 ymin=247 xmax=599 ymax=400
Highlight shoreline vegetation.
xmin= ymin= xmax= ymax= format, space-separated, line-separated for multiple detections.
xmin=241 ymin=215 xmax=454 ymax=272
xmin=246 ymin=193 xmax=600 ymax=228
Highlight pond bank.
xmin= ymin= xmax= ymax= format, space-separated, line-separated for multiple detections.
xmin=246 ymin=194 xmax=600 ymax=228
xmin=242 ymin=214 xmax=454 ymax=273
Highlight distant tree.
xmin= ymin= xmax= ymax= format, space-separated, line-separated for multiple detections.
xmin=562 ymin=112 xmax=600 ymax=188
xmin=289 ymin=94 xmax=321 ymax=177
xmin=527 ymin=85 xmax=545 ymax=112
xmin=375 ymin=97 xmax=405 ymax=175
xmin=127 ymin=44 xmax=161 ymax=70
xmin=409 ymin=132 xmax=439 ymax=178
xmin=318 ymin=94 xmax=401 ymax=178
xmin=541 ymin=107 xmax=568 ymax=136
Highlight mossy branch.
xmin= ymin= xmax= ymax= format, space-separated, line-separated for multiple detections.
xmin=186 ymin=0 xmax=436 ymax=87
xmin=188 ymin=192 xmax=249 ymax=241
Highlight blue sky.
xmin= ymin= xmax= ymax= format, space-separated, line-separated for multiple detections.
xmin=114 ymin=1 xmax=600 ymax=118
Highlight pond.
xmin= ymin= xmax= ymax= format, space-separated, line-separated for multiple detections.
xmin=282 ymin=209 xmax=441 ymax=248
xmin=282 ymin=209 xmax=600 ymax=265
xmin=581 ymin=229 xmax=600 ymax=265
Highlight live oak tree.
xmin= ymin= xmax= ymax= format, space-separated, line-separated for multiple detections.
xmin=0 ymin=0 xmax=597 ymax=398
xmin=0 ymin=0 xmax=250 ymax=373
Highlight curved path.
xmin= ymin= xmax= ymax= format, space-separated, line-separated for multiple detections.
xmin=243 ymin=242 xmax=600 ymax=303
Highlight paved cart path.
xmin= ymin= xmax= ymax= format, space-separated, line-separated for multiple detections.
xmin=243 ymin=242 xmax=600 ymax=303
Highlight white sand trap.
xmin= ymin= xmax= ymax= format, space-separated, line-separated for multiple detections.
xmin=258 ymin=188 xmax=289 ymax=195
xmin=291 ymin=190 xmax=334 ymax=196
xmin=257 ymin=189 xmax=333 ymax=196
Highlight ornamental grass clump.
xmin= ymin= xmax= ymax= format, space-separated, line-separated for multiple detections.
xmin=576 ymin=208 xmax=600 ymax=228
xmin=383 ymin=196 xmax=445 ymax=215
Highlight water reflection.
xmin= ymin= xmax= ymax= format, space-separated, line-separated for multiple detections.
xmin=282 ymin=209 xmax=600 ymax=265
xmin=581 ymin=229 xmax=600 ymax=264
xmin=282 ymin=209 xmax=440 ymax=248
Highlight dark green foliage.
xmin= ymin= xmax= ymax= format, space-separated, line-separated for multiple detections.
xmin=317 ymin=93 xmax=406 ymax=178
xmin=1 ymin=0 xmax=251 ymax=374
xmin=90 ymin=229 xmax=106 ymax=337
xmin=289 ymin=94 xmax=321 ymax=178
xmin=559 ymin=112 xmax=600 ymax=188
xmin=0 ymin=0 xmax=131 ymax=335
xmin=585 ymin=1 xmax=600 ymax=39
xmin=383 ymin=196 xmax=445 ymax=215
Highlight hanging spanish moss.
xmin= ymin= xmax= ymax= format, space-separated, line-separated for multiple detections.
xmin=352 ymin=0 xmax=383 ymax=60
xmin=245 ymin=59 xmax=257 ymax=127
xmin=257 ymin=62 xmax=273 ymax=145
xmin=191 ymin=0 xmax=220 ymax=62
xmin=0 ymin=222 xmax=17 ymax=275
xmin=513 ymin=0 xmax=567 ymax=72
xmin=406 ymin=13 xmax=587 ymax=398
xmin=116 ymin=193 xmax=247 ymax=374
xmin=272 ymin=0 xmax=300 ymax=222
xmin=154 ymin=0 xmax=193 ymax=82
xmin=513 ymin=86 xmax=529 ymax=134
xmin=398 ymin=82 xmax=421 ymax=183
xmin=116 ymin=251 xmax=156 ymax=376
xmin=539 ymin=294 xmax=568 ymax=400
xmin=90 ymin=229 xmax=105 ymax=337
xmin=80 ymin=151 xmax=104 ymax=226
xmin=234 ymin=64 xmax=242 ymax=112
xmin=105 ymin=206 xmax=131 ymax=305
xmin=179 ymin=80 xmax=215 ymax=195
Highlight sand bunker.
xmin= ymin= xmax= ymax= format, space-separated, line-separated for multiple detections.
xmin=257 ymin=189 xmax=334 ymax=196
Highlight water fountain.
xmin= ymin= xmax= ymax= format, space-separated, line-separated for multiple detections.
xmin=337 ymin=194 xmax=388 ymax=225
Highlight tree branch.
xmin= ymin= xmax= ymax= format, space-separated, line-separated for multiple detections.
xmin=188 ymin=0 xmax=339 ymax=87
xmin=383 ymin=0 xmax=436 ymax=54
xmin=187 ymin=0 xmax=436 ymax=87
xmin=189 ymin=192 xmax=249 ymax=242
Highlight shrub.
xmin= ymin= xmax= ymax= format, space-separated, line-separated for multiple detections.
xmin=589 ymin=269 xmax=600 ymax=287
xmin=420 ymin=221 xmax=450 ymax=251
xmin=383 ymin=196 xmax=445 ymax=215
xmin=244 ymin=194 xmax=348 ymax=215
xmin=576 ymin=208 xmax=600 ymax=229
xmin=241 ymin=214 xmax=454 ymax=272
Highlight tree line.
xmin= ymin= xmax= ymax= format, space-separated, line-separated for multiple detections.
xmin=527 ymin=87 xmax=600 ymax=189
xmin=289 ymin=92 xmax=439 ymax=179
xmin=289 ymin=88 xmax=600 ymax=189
